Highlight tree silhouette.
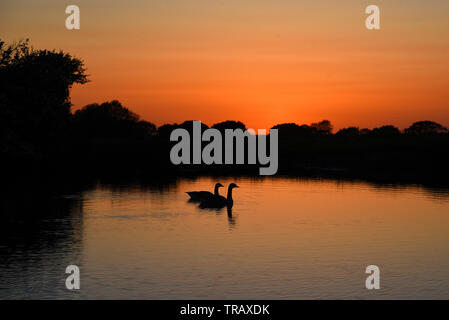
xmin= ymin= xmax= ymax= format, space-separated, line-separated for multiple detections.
xmin=311 ymin=120 xmax=333 ymax=135
xmin=178 ymin=120 xmax=209 ymax=131
xmin=336 ymin=127 xmax=360 ymax=137
xmin=157 ymin=123 xmax=179 ymax=138
xmin=73 ymin=100 xmax=155 ymax=139
xmin=404 ymin=121 xmax=448 ymax=135
xmin=271 ymin=123 xmax=301 ymax=134
xmin=360 ymin=128 xmax=372 ymax=135
xmin=0 ymin=39 xmax=88 ymax=151
xmin=212 ymin=121 xmax=246 ymax=132
xmin=371 ymin=125 xmax=401 ymax=137
xmin=271 ymin=123 xmax=316 ymax=138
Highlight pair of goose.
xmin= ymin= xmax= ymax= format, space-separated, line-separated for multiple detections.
xmin=187 ymin=183 xmax=239 ymax=208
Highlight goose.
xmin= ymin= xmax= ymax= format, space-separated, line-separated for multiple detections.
xmin=199 ymin=183 xmax=239 ymax=208
xmin=186 ymin=183 xmax=223 ymax=202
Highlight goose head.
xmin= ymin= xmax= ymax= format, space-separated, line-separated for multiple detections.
xmin=214 ymin=182 xmax=224 ymax=195
xmin=228 ymin=183 xmax=239 ymax=190
xmin=226 ymin=183 xmax=239 ymax=204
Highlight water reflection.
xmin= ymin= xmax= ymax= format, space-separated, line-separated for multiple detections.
xmin=187 ymin=191 xmax=238 ymax=229
xmin=227 ymin=206 xmax=237 ymax=230
xmin=0 ymin=190 xmax=84 ymax=299
xmin=1 ymin=176 xmax=449 ymax=299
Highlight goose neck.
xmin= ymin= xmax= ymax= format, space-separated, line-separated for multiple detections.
xmin=227 ymin=187 xmax=233 ymax=201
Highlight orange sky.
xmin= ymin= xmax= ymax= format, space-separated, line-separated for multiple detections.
xmin=1 ymin=0 xmax=449 ymax=130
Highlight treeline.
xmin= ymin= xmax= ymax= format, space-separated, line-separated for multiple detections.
xmin=1 ymin=39 xmax=449 ymax=184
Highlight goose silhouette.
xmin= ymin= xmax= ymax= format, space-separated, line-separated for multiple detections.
xmin=199 ymin=183 xmax=239 ymax=208
xmin=186 ymin=183 xmax=223 ymax=202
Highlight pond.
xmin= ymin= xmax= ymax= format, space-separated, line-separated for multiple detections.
xmin=1 ymin=177 xmax=449 ymax=299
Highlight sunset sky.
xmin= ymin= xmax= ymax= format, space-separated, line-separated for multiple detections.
xmin=1 ymin=0 xmax=449 ymax=130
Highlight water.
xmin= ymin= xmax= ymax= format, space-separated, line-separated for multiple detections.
xmin=1 ymin=177 xmax=449 ymax=299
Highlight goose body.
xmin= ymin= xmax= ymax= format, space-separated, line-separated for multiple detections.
xmin=199 ymin=183 xmax=239 ymax=208
xmin=186 ymin=183 xmax=223 ymax=202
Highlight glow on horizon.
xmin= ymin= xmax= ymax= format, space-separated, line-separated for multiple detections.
xmin=1 ymin=0 xmax=449 ymax=130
